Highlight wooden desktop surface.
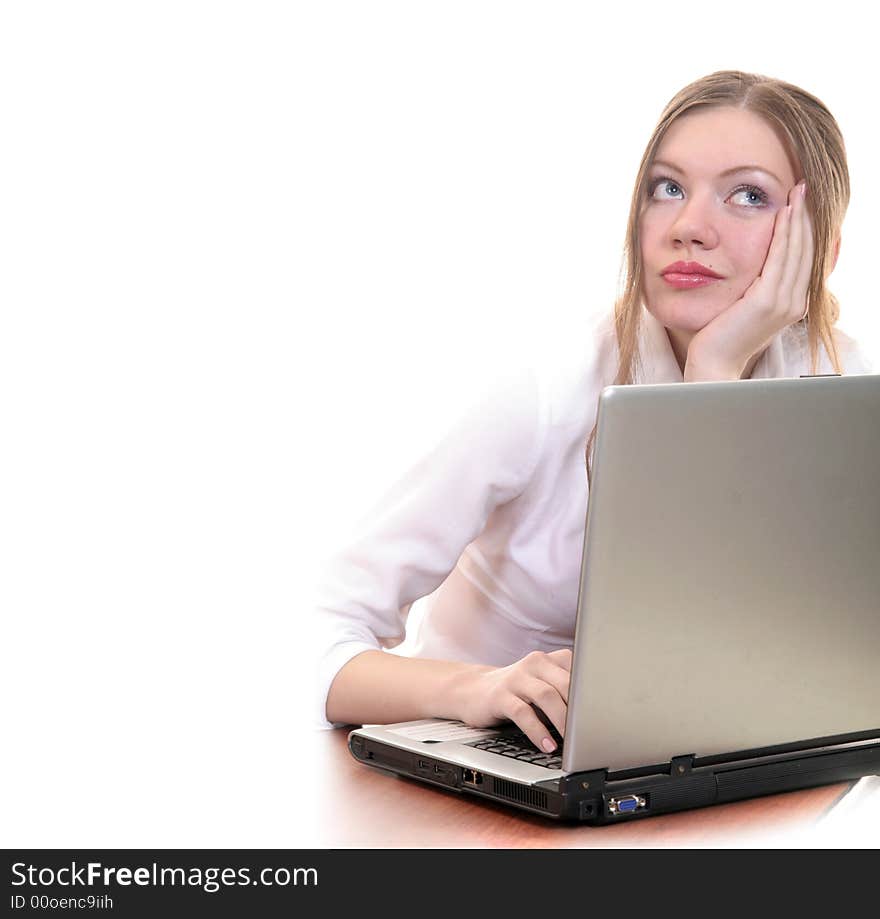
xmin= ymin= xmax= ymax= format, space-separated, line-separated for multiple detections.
xmin=318 ymin=729 xmax=853 ymax=847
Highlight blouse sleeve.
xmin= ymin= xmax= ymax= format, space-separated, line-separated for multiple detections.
xmin=312 ymin=364 xmax=546 ymax=729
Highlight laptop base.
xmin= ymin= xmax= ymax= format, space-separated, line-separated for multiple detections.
xmin=349 ymin=732 xmax=880 ymax=824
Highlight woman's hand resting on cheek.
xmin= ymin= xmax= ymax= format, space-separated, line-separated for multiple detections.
xmin=684 ymin=181 xmax=813 ymax=382
xmin=455 ymin=649 xmax=572 ymax=753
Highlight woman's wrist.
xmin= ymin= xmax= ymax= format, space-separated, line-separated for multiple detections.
xmin=683 ymin=360 xmax=741 ymax=382
xmin=326 ymin=651 xmax=494 ymax=727
xmin=432 ymin=661 xmax=495 ymax=722
xmin=683 ymin=344 xmax=745 ymax=382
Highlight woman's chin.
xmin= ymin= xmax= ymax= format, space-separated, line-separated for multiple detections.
xmin=646 ymin=297 xmax=732 ymax=333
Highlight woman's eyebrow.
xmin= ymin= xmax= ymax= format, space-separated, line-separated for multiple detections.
xmin=650 ymin=159 xmax=783 ymax=184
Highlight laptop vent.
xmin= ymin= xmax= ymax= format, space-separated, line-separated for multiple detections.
xmin=493 ymin=779 xmax=549 ymax=811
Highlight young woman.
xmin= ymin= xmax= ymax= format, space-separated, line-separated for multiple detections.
xmin=315 ymin=70 xmax=872 ymax=754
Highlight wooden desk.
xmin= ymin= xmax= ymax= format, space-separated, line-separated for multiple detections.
xmin=317 ymin=728 xmax=853 ymax=847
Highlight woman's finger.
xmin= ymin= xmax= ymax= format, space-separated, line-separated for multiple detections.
xmin=517 ymin=649 xmax=571 ymax=702
xmin=520 ymin=650 xmax=571 ymax=704
xmin=506 ymin=655 xmax=568 ymax=735
xmin=500 ymin=692 xmax=564 ymax=753
xmin=547 ymin=648 xmax=573 ymax=671
xmin=792 ymin=187 xmax=814 ymax=320
xmin=780 ymin=183 xmax=805 ymax=305
xmin=516 ymin=676 xmax=567 ymax=738
xmin=758 ymin=196 xmax=792 ymax=294
xmin=532 ymin=658 xmax=571 ymax=705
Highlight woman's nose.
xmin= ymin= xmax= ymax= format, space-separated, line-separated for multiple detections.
xmin=669 ymin=193 xmax=720 ymax=249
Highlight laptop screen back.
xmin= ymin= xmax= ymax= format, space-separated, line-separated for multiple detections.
xmin=564 ymin=374 xmax=880 ymax=772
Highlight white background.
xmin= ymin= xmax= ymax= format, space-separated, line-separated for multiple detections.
xmin=2 ymin=2 xmax=877 ymax=848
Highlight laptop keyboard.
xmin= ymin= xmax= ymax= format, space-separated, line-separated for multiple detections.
xmin=467 ymin=730 xmax=564 ymax=770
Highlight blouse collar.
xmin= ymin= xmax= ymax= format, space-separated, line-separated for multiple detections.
xmin=636 ymin=305 xmax=788 ymax=383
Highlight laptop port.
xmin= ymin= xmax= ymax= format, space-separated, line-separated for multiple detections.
xmin=463 ymin=768 xmax=484 ymax=786
xmin=606 ymin=794 xmax=647 ymax=816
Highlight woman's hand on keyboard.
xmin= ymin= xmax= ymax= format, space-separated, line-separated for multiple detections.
xmin=454 ymin=649 xmax=571 ymax=753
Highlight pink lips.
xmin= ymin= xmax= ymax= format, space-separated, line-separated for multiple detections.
xmin=662 ymin=273 xmax=719 ymax=289
xmin=661 ymin=260 xmax=723 ymax=290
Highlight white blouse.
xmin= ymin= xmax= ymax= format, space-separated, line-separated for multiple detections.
xmin=313 ymin=306 xmax=873 ymax=728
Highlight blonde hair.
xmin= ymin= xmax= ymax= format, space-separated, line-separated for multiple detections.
xmin=585 ymin=70 xmax=850 ymax=487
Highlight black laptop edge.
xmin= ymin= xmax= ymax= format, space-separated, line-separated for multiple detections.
xmin=348 ymin=728 xmax=880 ymax=824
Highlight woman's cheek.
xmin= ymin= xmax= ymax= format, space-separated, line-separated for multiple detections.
xmin=745 ymin=218 xmax=778 ymax=272
xmin=639 ymin=212 xmax=659 ymax=247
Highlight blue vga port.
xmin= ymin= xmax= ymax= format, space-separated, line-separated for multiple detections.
xmin=606 ymin=794 xmax=647 ymax=816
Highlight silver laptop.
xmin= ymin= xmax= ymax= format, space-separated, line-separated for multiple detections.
xmin=349 ymin=372 xmax=880 ymax=822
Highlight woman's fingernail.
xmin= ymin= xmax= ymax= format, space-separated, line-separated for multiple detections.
xmin=801 ymin=182 xmax=807 ymax=199
xmin=542 ymin=738 xmax=556 ymax=753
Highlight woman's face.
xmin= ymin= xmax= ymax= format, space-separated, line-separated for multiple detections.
xmin=639 ymin=106 xmax=800 ymax=337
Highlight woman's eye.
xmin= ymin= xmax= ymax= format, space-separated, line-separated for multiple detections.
xmin=649 ymin=179 xmax=682 ymax=200
xmin=648 ymin=177 xmax=769 ymax=207
xmin=730 ymin=186 xmax=769 ymax=207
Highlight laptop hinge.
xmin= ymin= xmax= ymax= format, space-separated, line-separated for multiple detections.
xmin=670 ymin=754 xmax=695 ymax=777
xmin=555 ymin=769 xmax=608 ymax=796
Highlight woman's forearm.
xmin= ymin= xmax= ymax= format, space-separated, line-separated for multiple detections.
xmin=324 ymin=649 xmax=493 ymax=726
